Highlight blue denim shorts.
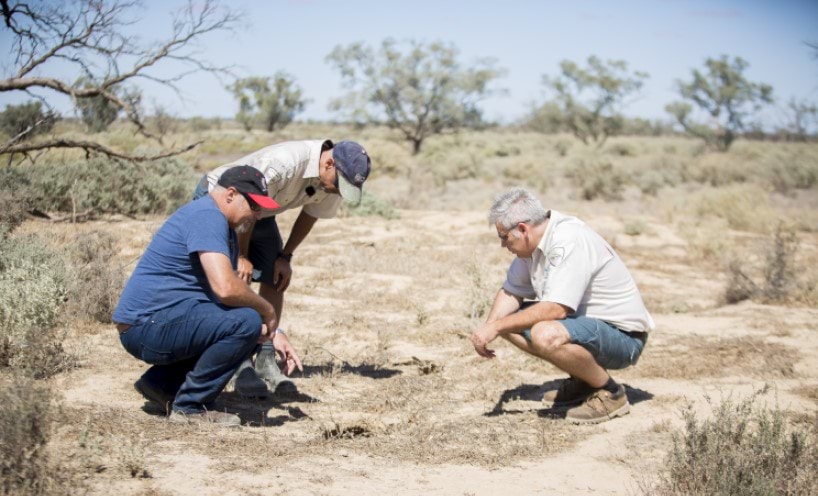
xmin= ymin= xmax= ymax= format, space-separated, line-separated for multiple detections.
xmin=194 ymin=175 xmax=283 ymax=286
xmin=521 ymin=315 xmax=647 ymax=370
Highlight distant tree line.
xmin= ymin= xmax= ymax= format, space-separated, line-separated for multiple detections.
xmin=1 ymin=0 xmax=816 ymax=163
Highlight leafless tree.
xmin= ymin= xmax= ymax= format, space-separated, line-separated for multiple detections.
xmin=0 ymin=0 xmax=239 ymax=162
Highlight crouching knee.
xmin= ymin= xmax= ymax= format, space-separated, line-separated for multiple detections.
xmin=230 ymin=308 xmax=263 ymax=343
xmin=530 ymin=321 xmax=570 ymax=355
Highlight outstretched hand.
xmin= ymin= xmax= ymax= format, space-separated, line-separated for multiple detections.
xmin=471 ymin=323 xmax=498 ymax=359
xmin=272 ymin=331 xmax=303 ymax=375
xmin=273 ymin=257 xmax=292 ymax=292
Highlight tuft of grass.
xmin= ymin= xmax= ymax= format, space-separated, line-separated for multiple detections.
xmin=761 ymin=223 xmax=799 ymax=303
xmin=722 ymin=223 xmax=810 ymax=306
xmin=65 ymin=230 xmax=124 ymax=323
xmin=465 ymin=256 xmax=493 ymax=320
xmin=0 ymin=373 xmax=76 ymax=495
xmin=648 ymin=391 xmax=818 ymax=495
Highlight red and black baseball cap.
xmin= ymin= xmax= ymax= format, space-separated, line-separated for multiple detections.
xmin=217 ymin=165 xmax=279 ymax=210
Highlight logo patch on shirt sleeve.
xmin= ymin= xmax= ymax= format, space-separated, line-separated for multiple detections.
xmin=547 ymin=247 xmax=565 ymax=267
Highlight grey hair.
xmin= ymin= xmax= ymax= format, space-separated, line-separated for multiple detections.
xmin=488 ymin=187 xmax=549 ymax=230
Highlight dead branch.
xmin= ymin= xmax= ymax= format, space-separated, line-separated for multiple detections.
xmin=0 ymin=0 xmax=240 ymax=161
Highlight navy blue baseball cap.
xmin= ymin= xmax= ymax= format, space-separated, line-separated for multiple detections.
xmin=332 ymin=141 xmax=371 ymax=204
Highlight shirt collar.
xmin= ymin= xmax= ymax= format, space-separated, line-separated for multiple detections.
xmin=303 ymin=139 xmax=331 ymax=179
xmin=534 ymin=210 xmax=555 ymax=257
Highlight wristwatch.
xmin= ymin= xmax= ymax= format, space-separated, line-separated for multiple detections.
xmin=279 ymin=252 xmax=293 ymax=262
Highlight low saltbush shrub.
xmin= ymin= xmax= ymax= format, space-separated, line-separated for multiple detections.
xmin=650 ymin=392 xmax=818 ymax=495
xmin=5 ymin=157 xmax=194 ymax=216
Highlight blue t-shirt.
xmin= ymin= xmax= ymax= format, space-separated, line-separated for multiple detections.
xmin=112 ymin=196 xmax=238 ymax=325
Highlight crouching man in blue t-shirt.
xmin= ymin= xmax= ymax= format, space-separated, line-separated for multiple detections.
xmin=113 ymin=166 xmax=303 ymax=426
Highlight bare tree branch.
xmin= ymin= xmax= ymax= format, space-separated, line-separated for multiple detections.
xmin=1 ymin=0 xmax=240 ymax=161
xmin=0 ymin=137 xmax=202 ymax=162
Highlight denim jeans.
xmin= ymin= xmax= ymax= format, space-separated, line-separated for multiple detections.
xmin=119 ymin=299 xmax=261 ymax=413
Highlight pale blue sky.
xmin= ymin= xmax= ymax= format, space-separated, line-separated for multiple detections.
xmin=2 ymin=0 xmax=817 ymax=126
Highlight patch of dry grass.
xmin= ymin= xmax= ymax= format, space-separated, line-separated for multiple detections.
xmin=627 ymin=335 xmax=798 ymax=380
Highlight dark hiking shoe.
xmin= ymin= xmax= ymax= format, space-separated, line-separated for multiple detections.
xmin=541 ymin=377 xmax=596 ymax=407
xmin=566 ymin=384 xmax=630 ymax=424
xmin=233 ymin=366 xmax=270 ymax=398
xmin=255 ymin=346 xmax=297 ymax=394
xmin=134 ymin=378 xmax=174 ymax=413
xmin=168 ymin=409 xmax=241 ymax=427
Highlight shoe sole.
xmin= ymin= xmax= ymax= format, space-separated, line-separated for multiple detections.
xmin=567 ymin=402 xmax=631 ymax=425
xmin=542 ymin=395 xmax=591 ymax=408
xmin=235 ymin=388 xmax=270 ymax=399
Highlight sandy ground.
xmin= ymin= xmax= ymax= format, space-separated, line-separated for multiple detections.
xmin=37 ymin=205 xmax=818 ymax=495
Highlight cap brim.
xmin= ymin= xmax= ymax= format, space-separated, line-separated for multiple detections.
xmin=247 ymin=193 xmax=279 ymax=210
xmin=337 ymin=173 xmax=362 ymax=204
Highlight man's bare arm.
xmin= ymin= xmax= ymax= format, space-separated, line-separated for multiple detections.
xmin=282 ymin=210 xmax=318 ymax=256
xmin=199 ymin=251 xmax=277 ymax=329
xmin=492 ymin=300 xmax=571 ymax=335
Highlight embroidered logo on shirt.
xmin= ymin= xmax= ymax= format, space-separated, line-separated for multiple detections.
xmin=547 ymin=247 xmax=565 ymax=267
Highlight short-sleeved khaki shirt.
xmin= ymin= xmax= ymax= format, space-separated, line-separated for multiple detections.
xmin=205 ymin=139 xmax=342 ymax=219
xmin=503 ymin=210 xmax=655 ymax=333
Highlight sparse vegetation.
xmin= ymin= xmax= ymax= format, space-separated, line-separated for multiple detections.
xmin=342 ymin=191 xmax=400 ymax=220
xmin=650 ymin=392 xmax=818 ymax=495
xmin=5 ymin=157 xmax=194 ymax=217
xmin=0 ymin=233 xmax=74 ymax=377
xmin=0 ymin=373 xmax=75 ymax=495
xmin=65 ymin=230 xmax=124 ymax=323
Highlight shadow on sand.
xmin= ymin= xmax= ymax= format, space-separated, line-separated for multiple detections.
xmin=485 ymin=379 xmax=654 ymax=419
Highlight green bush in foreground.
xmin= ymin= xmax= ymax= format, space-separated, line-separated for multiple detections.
xmin=0 ymin=234 xmax=75 ymax=378
xmin=651 ymin=393 xmax=818 ymax=495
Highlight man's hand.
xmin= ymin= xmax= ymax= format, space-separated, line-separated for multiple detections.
xmin=258 ymin=323 xmax=272 ymax=344
xmin=272 ymin=331 xmax=303 ymax=375
xmin=237 ymin=255 xmax=254 ymax=284
xmin=471 ymin=322 xmax=499 ymax=359
xmin=273 ymin=257 xmax=292 ymax=292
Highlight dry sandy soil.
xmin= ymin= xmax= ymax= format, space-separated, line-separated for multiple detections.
xmin=30 ymin=198 xmax=818 ymax=495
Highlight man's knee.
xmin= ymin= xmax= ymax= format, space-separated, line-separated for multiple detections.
xmin=530 ymin=321 xmax=570 ymax=355
xmin=228 ymin=308 xmax=262 ymax=342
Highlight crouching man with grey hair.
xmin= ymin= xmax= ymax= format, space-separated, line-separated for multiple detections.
xmin=471 ymin=187 xmax=654 ymax=424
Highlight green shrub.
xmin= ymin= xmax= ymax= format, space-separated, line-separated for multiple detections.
xmin=764 ymin=159 xmax=818 ymax=193
xmin=501 ymin=159 xmax=550 ymax=191
xmin=607 ymin=142 xmax=638 ymax=157
xmin=0 ymin=168 xmax=31 ymax=236
xmin=694 ymin=184 xmax=775 ymax=232
xmin=568 ymin=159 xmax=626 ymax=201
xmin=6 ymin=157 xmax=194 ymax=216
xmin=0 ymin=101 xmax=57 ymax=138
xmin=0 ymin=234 xmax=75 ymax=378
xmin=761 ymin=223 xmax=799 ymax=303
xmin=651 ymin=392 xmax=818 ymax=495
xmin=342 ymin=192 xmax=400 ymax=220
xmin=0 ymin=372 xmax=73 ymax=495
xmin=723 ymin=223 xmax=811 ymax=306
xmin=723 ymin=259 xmax=759 ymax=304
